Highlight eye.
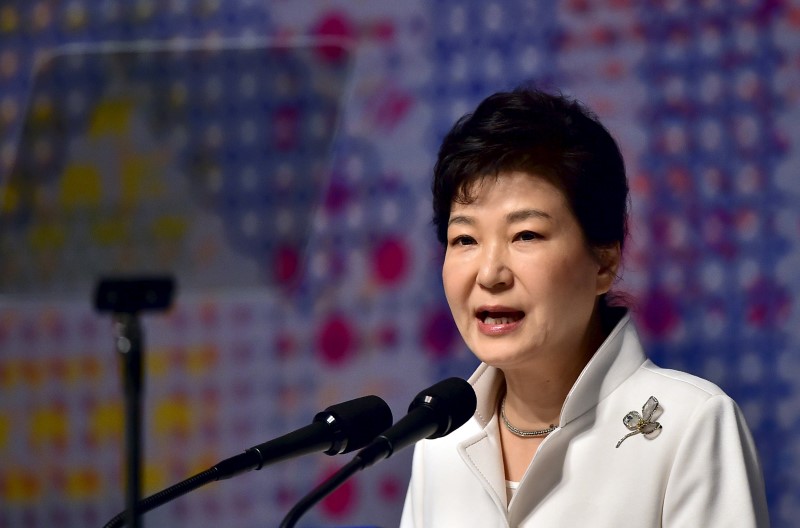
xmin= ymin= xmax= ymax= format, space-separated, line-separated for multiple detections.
xmin=515 ymin=230 xmax=541 ymax=242
xmin=450 ymin=234 xmax=477 ymax=247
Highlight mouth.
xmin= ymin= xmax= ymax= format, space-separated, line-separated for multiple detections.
xmin=476 ymin=308 xmax=525 ymax=325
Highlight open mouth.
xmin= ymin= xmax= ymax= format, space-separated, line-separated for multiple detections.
xmin=477 ymin=310 xmax=525 ymax=325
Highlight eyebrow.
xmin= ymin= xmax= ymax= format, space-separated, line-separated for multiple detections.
xmin=447 ymin=215 xmax=474 ymax=227
xmin=506 ymin=209 xmax=552 ymax=223
xmin=447 ymin=208 xmax=553 ymax=227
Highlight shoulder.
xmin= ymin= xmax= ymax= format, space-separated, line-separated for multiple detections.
xmin=600 ymin=318 xmax=738 ymax=422
xmin=626 ymin=360 xmax=748 ymax=433
xmin=639 ymin=361 xmax=726 ymax=398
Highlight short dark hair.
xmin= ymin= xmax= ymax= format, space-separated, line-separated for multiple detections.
xmin=432 ymin=86 xmax=629 ymax=253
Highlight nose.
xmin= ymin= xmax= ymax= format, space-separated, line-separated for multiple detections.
xmin=476 ymin=243 xmax=512 ymax=289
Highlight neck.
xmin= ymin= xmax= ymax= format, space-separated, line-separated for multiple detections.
xmin=501 ymin=310 xmax=607 ymax=427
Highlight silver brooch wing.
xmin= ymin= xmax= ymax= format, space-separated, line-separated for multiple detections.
xmin=642 ymin=395 xmax=659 ymax=421
xmin=616 ymin=396 xmax=662 ymax=448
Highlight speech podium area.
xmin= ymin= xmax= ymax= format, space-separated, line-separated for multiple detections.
xmin=0 ymin=39 xmax=419 ymax=527
xmin=1 ymin=3 xmax=797 ymax=527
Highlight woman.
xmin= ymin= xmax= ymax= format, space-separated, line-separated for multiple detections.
xmin=400 ymin=87 xmax=769 ymax=526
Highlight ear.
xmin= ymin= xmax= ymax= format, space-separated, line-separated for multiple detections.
xmin=594 ymin=242 xmax=621 ymax=295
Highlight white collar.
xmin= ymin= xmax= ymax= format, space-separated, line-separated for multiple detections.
xmin=467 ymin=310 xmax=648 ymax=428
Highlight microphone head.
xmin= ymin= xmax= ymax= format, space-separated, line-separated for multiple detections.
xmin=314 ymin=395 xmax=393 ymax=455
xmin=409 ymin=377 xmax=476 ymax=439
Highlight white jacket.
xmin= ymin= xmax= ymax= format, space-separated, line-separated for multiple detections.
xmin=400 ymin=313 xmax=769 ymax=527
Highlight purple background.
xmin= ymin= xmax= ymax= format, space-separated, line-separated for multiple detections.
xmin=1 ymin=1 xmax=799 ymax=527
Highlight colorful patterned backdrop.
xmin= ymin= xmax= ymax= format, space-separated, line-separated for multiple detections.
xmin=1 ymin=1 xmax=799 ymax=527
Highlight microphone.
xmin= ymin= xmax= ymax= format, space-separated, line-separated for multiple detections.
xmin=355 ymin=377 xmax=477 ymax=468
xmin=279 ymin=378 xmax=476 ymax=528
xmin=102 ymin=395 xmax=392 ymax=528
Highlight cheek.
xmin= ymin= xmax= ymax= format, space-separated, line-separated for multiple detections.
xmin=441 ymin=262 xmax=459 ymax=305
xmin=442 ymin=260 xmax=470 ymax=315
xmin=563 ymin=265 xmax=602 ymax=314
xmin=542 ymin=249 xmax=600 ymax=298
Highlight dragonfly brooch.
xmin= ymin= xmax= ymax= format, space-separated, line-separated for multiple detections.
xmin=615 ymin=396 xmax=662 ymax=448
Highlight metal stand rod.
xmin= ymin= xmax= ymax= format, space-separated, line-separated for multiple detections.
xmin=114 ymin=313 xmax=144 ymax=528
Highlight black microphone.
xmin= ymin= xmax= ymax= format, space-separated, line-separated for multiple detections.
xmin=279 ymin=378 xmax=476 ymax=528
xmin=102 ymin=395 xmax=392 ymax=528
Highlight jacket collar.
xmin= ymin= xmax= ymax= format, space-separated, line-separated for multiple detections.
xmin=467 ymin=310 xmax=647 ymax=428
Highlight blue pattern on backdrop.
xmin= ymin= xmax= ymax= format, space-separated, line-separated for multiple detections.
xmin=636 ymin=2 xmax=791 ymax=511
xmin=0 ymin=1 xmax=798 ymax=527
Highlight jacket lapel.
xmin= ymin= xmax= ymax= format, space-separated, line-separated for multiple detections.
xmin=458 ymin=415 xmax=509 ymax=520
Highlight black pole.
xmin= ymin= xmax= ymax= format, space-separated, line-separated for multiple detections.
xmin=115 ymin=313 xmax=144 ymax=528
xmin=279 ymin=457 xmax=365 ymax=528
xmin=94 ymin=276 xmax=175 ymax=528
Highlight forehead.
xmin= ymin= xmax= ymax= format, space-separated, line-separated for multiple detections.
xmin=451 ymin=171 xmax=568 ymax=212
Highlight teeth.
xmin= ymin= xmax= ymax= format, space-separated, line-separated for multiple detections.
xmin=485 ymin=316 xmax=514 ymax=325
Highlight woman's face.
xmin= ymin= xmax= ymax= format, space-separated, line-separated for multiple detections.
xmin=442 ymin=171 xmax=617 ymax=372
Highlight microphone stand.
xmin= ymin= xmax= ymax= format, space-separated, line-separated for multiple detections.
xmin=101 ymin=394 xmax=393 ymax=528
xmin=279 ymin=440 xmax=395 ymax=528
xmin=279 ymin=377 xmax=476 ymax=528
xmin=94 ymin=277 xmax=175 ymax=528
xmin=114 ymin=313 xmax=144 ymax=528
xmin=102 ymin=420 xmax=340 ymax=528
xmin=279 ymin=456 xmax=364 ymax=528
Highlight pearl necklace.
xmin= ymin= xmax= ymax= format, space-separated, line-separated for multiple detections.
xmin=500 ymin=396 xmax=557 ymax=438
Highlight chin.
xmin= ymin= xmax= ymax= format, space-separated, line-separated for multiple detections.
xmin=471 ymin=345 xmax=538 ymax=369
